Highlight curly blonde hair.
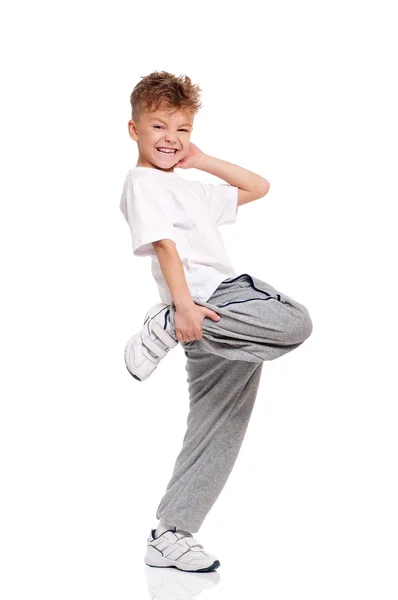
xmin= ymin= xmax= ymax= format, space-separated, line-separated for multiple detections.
xmin=130 ymin=70 xmax=203 ymax=121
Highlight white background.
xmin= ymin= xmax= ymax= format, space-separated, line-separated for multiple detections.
xmin=1 ymin=1 xmax=397 ymax=599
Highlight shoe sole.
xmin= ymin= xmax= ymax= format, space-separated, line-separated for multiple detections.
xmin=144 ymin=557 xmax=221 ymax=573
xmin=124 ymin=303 xmax=172 ymax=382
xmin=123 ymin=335 xmax=142 ymax=381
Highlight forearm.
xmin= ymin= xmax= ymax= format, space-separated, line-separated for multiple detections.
xmin=152 ymin=240 xmax=194 ymax=309
xmin=196 ymin=153 xmax=269 ymax=193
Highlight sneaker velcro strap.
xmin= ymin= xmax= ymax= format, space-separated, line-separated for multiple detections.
xmin=141 ymin=335 xmax=168 ymax=359
xmin=151 ymin=320 xmax=178 ymax=349
xmin=173 ymin=532 xmax=204 ymax=549
xmin=182 ymin=537 xmax=203 ymax=550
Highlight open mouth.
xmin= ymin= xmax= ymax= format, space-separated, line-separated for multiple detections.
xmin=156 ymin=148 xmax=178 ymax=156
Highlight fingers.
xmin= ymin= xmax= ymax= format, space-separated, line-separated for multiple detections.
xmin=175 ymin=306 xmax=222 ymax=342
xmin=201 ymin=308 xmax=220 ymax=321
xmin=176 ymin=329 xmax=203 ymax=342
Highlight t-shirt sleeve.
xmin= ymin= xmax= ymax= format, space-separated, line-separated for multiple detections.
xmin=120 ymin=175 xmax=177 ymax=257
xmin=199 ymin=182 xmax=239 ymax=226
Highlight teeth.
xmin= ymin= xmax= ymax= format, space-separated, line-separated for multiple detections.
xmin=157 ymin=148 xmax=176 ymax=154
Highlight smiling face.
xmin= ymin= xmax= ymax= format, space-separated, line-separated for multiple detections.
xmin=128 ymin=103 xmax=194 ymax=172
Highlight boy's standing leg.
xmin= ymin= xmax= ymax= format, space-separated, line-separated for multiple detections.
xmin=155 ymin=272 xmax=313 ymax=533
xmin=156 ymin=348 xmax=264 ymax=532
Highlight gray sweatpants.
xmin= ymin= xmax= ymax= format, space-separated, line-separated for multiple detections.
xmin=155 ymin=272 xmax=313 ymax=533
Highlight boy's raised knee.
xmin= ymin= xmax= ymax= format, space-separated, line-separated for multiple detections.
xmin=298 ymin=308 xmax=313 ymax=341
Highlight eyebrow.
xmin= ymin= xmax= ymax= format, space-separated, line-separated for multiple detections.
xmin=149 ymin=118 xmax=192 ymax=127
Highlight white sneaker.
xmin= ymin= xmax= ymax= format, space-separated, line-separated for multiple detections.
xmin=144 ymin=528 xmax=221 ymax=572
xmin=124 ymin=303 xmax=178 ymax=382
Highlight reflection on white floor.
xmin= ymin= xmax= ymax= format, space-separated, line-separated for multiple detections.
xmin=144 ymin=565 xmax=220 ymax=599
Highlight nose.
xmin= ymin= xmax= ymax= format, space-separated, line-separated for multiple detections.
xmin=164 ymin=132 xmax=177 ymax=143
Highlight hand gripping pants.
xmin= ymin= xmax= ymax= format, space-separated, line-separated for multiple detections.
xmin=155 ymin=273 xmax=313 ymax=533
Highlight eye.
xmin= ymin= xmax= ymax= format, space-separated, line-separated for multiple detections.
xmin=153 ymin=125 xmax=189 ymax=132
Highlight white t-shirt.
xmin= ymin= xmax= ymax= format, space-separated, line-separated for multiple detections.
xmin=119 ymin=166 xmax=239 ymax=304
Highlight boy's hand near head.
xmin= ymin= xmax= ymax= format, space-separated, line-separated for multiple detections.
xmin=176 ymin=144 xmax=269 ymax=201
xmin=174 ymin=142 xmax=205 ymax=170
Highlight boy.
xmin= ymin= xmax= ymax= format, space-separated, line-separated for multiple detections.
xmin=119 ymin=71 xmax=313 ymax=573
